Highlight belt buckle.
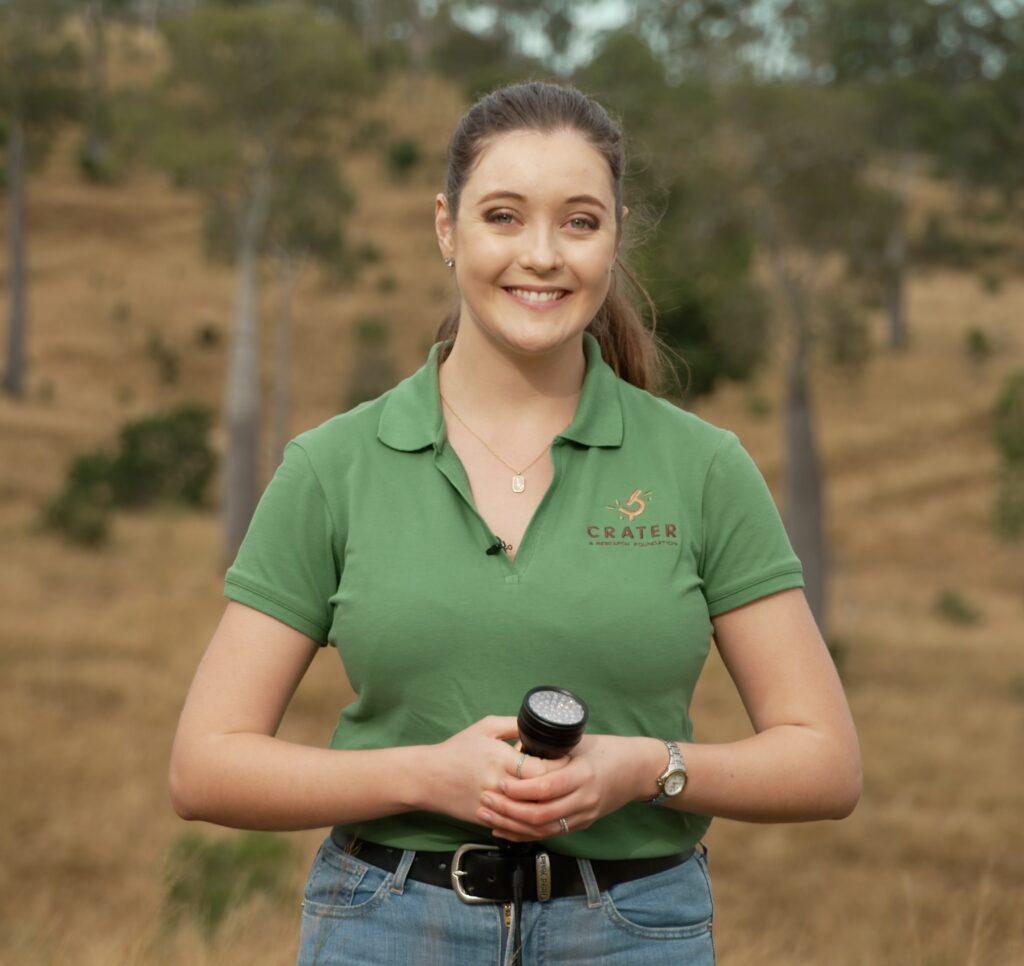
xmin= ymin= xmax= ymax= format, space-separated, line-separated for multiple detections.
xmin=451 ymin=843 xmax=503 ymax=904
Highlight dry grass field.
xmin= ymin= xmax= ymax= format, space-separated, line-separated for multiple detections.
xmin=1 ymin=70 xmax=1022 ymax=965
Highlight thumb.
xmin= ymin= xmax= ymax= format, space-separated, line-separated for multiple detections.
xmin=477 ymin=715 xmax=520 ymax=742
xmin=515 ymin=753 xmax=571 ymax=781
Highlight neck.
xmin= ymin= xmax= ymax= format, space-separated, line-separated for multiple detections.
xmin=438 ymin=326 xmax=587 ymax=426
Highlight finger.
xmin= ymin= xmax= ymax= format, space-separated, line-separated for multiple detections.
xmin=500 ymin=765 xmax=580 ymax=802
xmin=481 ymin=803 xmax=582 ymax=842
xmin=477 ymin=804 xmax=556 ymax=841
xmin=476 ymin=715 xmax=521 ymax=741
xmin=504 ymin=753 xmax=570 ymax=781
xmin=482 ymin=788 xmax=582 ymax=829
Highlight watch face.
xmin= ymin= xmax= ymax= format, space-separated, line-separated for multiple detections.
xmin=664 ymin=771 xmax=687 ymax=796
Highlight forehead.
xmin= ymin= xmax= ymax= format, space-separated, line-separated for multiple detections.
xmin=463 ymin=129 xmax=614 ymax=204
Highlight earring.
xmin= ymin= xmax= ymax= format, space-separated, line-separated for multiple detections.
xmin=444 ymin=256 xmax=454 ymax=269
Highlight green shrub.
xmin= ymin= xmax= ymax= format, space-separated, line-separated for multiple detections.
xmin=912 ymin=213 xmax=972 ymax=267
xmin=110 ymin=405 xmax=215 ymax=508
xmin=965 ymin=327 xmax=992 ymax=367
xmin=376 ymin=272 xmax=398 ymax=294
xmin=162 ymin=831 xmax=295 ymax=939
xmin=994 ymin=462 xmax=1024 ymax=541
xmin=934 ymin=589 xmax=981 ymax=626
xmin=355 ymin=241 xmax=383 ymax=264
xmin=994 ymin=370 xmax=1024 ymax=464
xmin=195 ymin=321 xmax=222 ymax=348
xmin=978 ymin=270 xmax=1004 ymax=295
xmin=42 ymin=450 xmax=116 ymax=547
xmin=42 ymin=405 xmax=215 ymax=546
xmin=144 ymin=331 xmax=180 ymax=385
xmin=386 ymin=137 xmax=422 ymax=179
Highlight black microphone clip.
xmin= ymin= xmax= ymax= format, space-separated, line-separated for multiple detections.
xmin=485 ymin=536 xmax=509 ymax=556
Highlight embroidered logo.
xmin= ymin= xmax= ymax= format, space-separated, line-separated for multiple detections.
xmin=607 ymin=488 xmax=653 ymax=522
xmin=586 ymin=487 xmax=678 ymax=548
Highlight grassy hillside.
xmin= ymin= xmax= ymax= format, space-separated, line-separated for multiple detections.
xmin=1 ymin=70 xmax=1022 ymax=965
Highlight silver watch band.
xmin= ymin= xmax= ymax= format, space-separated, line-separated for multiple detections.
xmin=649 ymin=739 xmax=686 ymax=805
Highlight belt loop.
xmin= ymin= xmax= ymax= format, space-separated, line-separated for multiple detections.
xmin=390 ymin=849 xmax=415 ymax=895
xmin=576 ymin=858 xmax=602 ymax=909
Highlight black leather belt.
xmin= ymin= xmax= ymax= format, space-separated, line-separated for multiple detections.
xmin=330 ymin=827 xmax=694 ymax=904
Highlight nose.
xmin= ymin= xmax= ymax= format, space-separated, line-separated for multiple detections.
xmin=517 ymin=223 xmax=564 ymax=272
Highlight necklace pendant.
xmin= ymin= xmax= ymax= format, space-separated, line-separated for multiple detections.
xmin=511 ymin=474 xmax=526 ymax=493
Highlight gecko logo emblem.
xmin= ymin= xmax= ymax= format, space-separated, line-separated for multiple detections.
xmin=586 ymin=488 xmax=678 ymax=547
xmin=607 ymin=488 xmax=653 ymax=523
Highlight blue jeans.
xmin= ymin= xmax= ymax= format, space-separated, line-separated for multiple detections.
xmin=298 ymin=834 xmax=715 ymax=965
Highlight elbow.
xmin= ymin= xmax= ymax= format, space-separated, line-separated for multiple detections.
xmin=168 ymin=752 xmax=202 ymax=822
xmin=828 ymin=757 xmax=862 ymax=820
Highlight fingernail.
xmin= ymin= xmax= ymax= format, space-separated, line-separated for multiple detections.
xmin=481 ymin=794 xmax=493 ymax=808
xmin=479 ymin=809 xmax=493 ymax=824
xmin=498 ymin=780 xmax=508 ymax=792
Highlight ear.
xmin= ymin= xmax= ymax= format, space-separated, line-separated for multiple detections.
xmin=435 ymin=193 xmax=455 ymax=260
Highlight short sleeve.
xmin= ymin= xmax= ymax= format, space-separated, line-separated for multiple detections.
xmin=224 ymin=440 xmax=340 ymax=644
xmin=699 ymin=431 xmax=804 ymax=617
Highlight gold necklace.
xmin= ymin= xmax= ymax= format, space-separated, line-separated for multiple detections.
xmin=439 ymin=392 xmax=552 ymax=493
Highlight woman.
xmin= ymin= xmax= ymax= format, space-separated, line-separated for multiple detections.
xmin=169 ymin=81 xmax=860 ymax=965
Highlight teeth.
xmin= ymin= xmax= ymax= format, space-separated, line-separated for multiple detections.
xmin=507 ymin=288 xmax=568 ymax=303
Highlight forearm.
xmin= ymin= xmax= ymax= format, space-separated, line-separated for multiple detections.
xmin=169 ymin=733 xmax=429 ymax=831
xmin=631 ymin=726 xmax=862 ymax=823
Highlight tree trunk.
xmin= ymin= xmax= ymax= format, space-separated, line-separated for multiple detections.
xmin=269 ymin=251 xmax=298 ymax=473
xmin=223 ymin=173 xmax=272 ymax=563
xmin=3 ymin=119 xmax=28 ymax=399
xmin=405 ymin=2 xmax=432 ymax=101
xmin=82 ymin=0 xmax=111 ymax=179
xmin=780 ymin=276 xmax=828 ymax=638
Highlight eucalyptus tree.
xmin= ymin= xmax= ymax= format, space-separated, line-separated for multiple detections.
xmin=576 ymin=28 xmax=769 ymax=402
xmin=798 ymin=0 xmax=1024 ymax=350
xmin=78 ymin=0 xmax=134 ymax=181
xmin=0 ymin=0 xmax=79 ymax=399
xmin=157 ymin=2 xmax=370 ymax=560
xmin=724 ymin=82 xmax=894 ymax=632
xmin=264 ymin=152 xmax=354 ymax=470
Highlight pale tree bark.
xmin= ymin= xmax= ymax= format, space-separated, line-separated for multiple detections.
xmin=781 ymin=276 xmax=828 ymax=636
xmin=3 ymin=119 xmax=27 ymax=398
xmin=269 ymin=250 xmax=302 ymax=473
xmin=82 ymin=0 xmax=111 ymax=177
xmin=223 ymin=169 xmax=272 ymax=563
xmin=762 ymin=224 xmax=828 ymax=637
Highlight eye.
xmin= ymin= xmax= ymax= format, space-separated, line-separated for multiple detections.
xmin=486 ymin=210 xmax=517 ymax=226
xmin=568 ymin=215 xmax=599 ymax=231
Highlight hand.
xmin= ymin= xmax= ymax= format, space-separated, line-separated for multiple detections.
xmin=419 ymin=716 xmax=569 ymax=828
xmin=476 ymin=734 xmax=661 ymax=842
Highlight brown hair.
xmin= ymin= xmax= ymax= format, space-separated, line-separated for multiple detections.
xmin=435 ymin=80 xmax=665 ymax=392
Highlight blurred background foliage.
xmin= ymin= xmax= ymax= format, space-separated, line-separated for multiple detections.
xmin=2 ymin=1 xmax=1023 ymax=963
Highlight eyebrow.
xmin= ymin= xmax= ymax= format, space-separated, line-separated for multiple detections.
xmin=475 ymin=190 xmax=608 ymax=212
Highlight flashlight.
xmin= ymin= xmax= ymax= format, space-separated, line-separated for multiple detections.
xmin=517 ymin=686 xmax=589 ymax=760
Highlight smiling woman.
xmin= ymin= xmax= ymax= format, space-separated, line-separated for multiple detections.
xmin=169 ymin=80 xmax=860 ymax=966
xmin=434 ymin=127 xmax=622 ymax=367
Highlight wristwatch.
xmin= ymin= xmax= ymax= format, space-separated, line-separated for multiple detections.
xmin=649 ymin=740 xmax=687 ymax=805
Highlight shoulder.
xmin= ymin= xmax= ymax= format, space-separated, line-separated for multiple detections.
xmin=615 ymin=378 xmax=735 ymax=458
xmin=287 ymin=387 xmax=397 ymax=468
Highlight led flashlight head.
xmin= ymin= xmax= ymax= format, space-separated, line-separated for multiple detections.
xmin=517 ymin=686 xmax=589 ymax=760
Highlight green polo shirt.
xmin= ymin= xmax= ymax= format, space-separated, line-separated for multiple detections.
xmin=224 ymin=332 xmax=804 ymax=859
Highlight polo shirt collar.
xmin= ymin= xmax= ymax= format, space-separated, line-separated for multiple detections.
xmin=376 ymin=331 xmax=623 ymax=452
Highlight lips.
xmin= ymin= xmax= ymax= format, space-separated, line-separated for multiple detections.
xmin=504 ymin=287 xmax=571 ymax=304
